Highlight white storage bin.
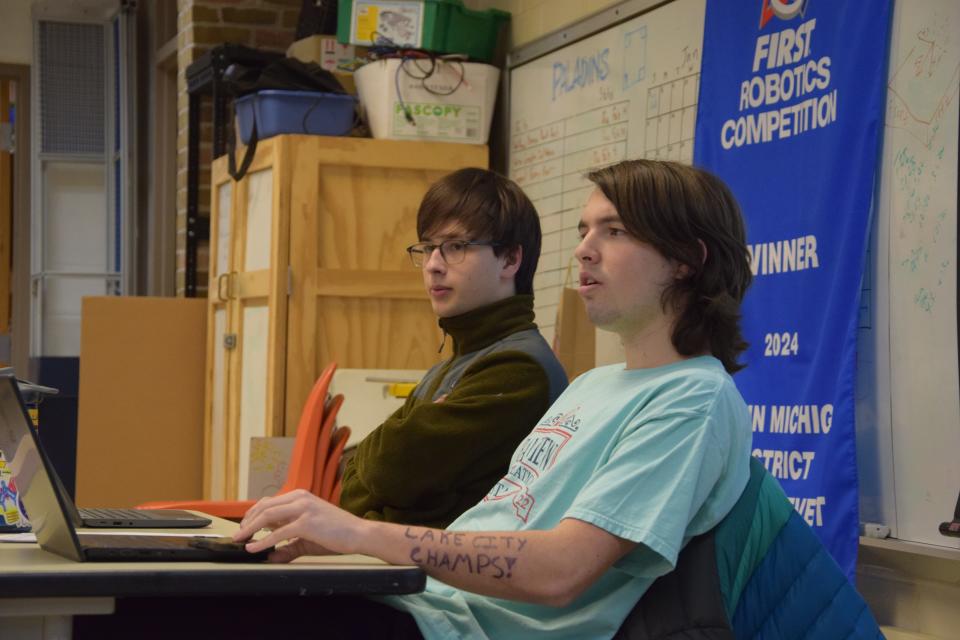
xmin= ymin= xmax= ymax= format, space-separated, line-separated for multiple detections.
xmin=355 ymin=58 xmax=499 ymax=144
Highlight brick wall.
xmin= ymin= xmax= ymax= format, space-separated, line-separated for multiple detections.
xmin=175 ymin=0 xmax=300 ymax=296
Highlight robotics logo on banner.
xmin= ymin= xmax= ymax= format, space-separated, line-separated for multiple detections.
xmin=720 ymin=0 xmax=839 ymax=151
xmin=759 ymin=0 xmax=809 ymax=29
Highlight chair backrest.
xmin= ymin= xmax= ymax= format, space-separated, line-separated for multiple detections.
xmin=615 ymin=458 xmax=883 ymax=640
xmin=279 ymin=362 xmax=337 ymax=494
xmin=308 ymin=394 xmax=344 ymax=497
xmin=719 ymin=460 xmax=883 ymax=639
xmin=330 ymin=475 xmax=344 ymax=506
xmin=320 ymin=425 xmax=351 ymax=501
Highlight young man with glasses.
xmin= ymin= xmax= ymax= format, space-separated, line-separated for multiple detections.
xmin=230 ymin=160 xmax=757 ymax=639
xmin=337 ymin=167 xmax=569 ymax=529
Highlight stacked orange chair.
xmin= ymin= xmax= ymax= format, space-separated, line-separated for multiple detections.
xmin=137 ymin=362 xmax=346 ymax=520
xmin=315 ymin=423 xmax=351 ymax=503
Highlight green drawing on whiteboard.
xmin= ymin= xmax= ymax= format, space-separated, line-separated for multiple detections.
xmin=914 ymin=287 xmax=935 ymax=312
xmin=901 ymin=246 xmax=928 ymax=272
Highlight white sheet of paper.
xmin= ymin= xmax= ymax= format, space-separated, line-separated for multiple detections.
xmin=0 ymin=532 xmax=37 ymax=542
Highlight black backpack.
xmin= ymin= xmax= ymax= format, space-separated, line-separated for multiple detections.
xmin=223 ymin=53 xmax=347 ymax=180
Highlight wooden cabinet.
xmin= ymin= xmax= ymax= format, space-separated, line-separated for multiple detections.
xmin=206 ymin=135 xmax=487 ymax=499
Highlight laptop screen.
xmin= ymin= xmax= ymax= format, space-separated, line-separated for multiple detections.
xmin=0 ymin=376 xmax=84 ymax=560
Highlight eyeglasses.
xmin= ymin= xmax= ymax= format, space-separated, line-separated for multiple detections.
xmin=406 ymin=239 xmax=502 ymax=267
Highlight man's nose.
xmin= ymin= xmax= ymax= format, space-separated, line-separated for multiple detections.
xmin=424 ymin=246 xmax=446 ymax=271
xmin=574 ymin=235 xmax=597 ymax=263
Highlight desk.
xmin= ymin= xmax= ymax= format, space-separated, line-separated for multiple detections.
xmin=0 ymin=516 xmax=425 ymax=638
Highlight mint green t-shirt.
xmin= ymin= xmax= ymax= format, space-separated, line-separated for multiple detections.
xmin=384 ymin=356 xmax=752 ymax=640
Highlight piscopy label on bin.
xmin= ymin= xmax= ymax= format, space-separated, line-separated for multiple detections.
xmin=392 ymin=102 xmax=482 ymax=141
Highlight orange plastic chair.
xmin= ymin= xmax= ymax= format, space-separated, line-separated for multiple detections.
xmin=308 ymin=394 xmax=344 ymax=497
xmin=308 ymin=398 xmax=341 ymax=497
xmin=136 ymin=362 xmax=339 ymax=520
xmin=330 ymin=477 xmax=344 ymax=506
xmin=319 ymin=425 xmax=351 ymax=502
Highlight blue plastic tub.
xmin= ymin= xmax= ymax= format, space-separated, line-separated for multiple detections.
xmin=234 ymin=90 xmax=356 ymax=143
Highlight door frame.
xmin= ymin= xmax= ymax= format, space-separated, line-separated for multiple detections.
xmin=0 ymin=63 xmax=31 ymax=374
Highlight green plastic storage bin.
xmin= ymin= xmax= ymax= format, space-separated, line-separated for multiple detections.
xmin=338 ymin=0 xmax=509 ymax=63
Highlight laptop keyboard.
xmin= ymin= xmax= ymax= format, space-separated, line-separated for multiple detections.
xmin=80 ymin=508 xmax=162 ymax=520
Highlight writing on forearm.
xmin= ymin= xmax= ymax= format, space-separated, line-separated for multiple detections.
xmin=403 ymin=527 xmax=526 ymax=579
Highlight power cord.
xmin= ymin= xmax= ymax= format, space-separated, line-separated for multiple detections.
xmin=366 ymin=31 xmax=468 ymax=126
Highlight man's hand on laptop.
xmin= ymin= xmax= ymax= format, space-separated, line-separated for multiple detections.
xmin=234 ymin=489 xmax=365 ymax=562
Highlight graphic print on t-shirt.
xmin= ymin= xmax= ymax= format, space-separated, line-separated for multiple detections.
xmin=485 ymin=407 xmax=582 ymax=522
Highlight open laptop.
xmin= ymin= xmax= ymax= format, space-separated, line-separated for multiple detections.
xmin=0 ymin=375 xmax=268 ymax=561
xmin=2 ymin=370 xmax=210 ymax=528
xmin=55 ymin=463 xmax=212 ymax=529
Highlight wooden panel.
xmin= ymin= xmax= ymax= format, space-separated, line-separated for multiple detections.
xmin=0 ymin=80 xmax=11 ymax=336
xmin=204 ymin=171 xmax=234 ymax=499
xmin=265 ymin=143 xmax=290 ymax=443
xmin=237 ymin=302 xmax=270 ymax=499
xmin=243 ymin=168 xmax=273 ymax=271
xmin=225 ymin=174 xmax=249 ymax=498
xmin=213 ymin=180 xmax=232 ymax=279
xmin=285 ymin=137 xmax=322 ymax=438
xmin=314 ymin=268 xmax=427 ymax=300
xmin=309 ymin=162 xmax=452 ymax=371
xmin=236 ymin=269 xmax=271 ymax=299
xmin=208 ymin=305 xmax=227 ymax=500
xmin=314 ymin=165 xmax=452 ymax=271
xmin=212 ymin=135 xmax=488 ymax=175
xmin=76 ymin=297 xmax=206 ymax=507
xmin=316 ymin=297 xmax=442 ymax=369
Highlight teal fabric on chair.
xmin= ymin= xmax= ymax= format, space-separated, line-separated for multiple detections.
xmin=722 ymin=459 xmax=882 ymax=639
xmin=614 ymin=457 xmax=883 ymax=640
xmin=714 ymin=457 xmax=796 ymax=622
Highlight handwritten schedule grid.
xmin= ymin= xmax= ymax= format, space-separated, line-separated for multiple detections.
xmin=645 ymin=71 xmax=700 ymax=163
xmin=510 ymin=102 xmax=630 ymax=339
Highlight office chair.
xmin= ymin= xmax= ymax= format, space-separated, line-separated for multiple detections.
xmin=136 ymin=362 xmax=340 ymax=520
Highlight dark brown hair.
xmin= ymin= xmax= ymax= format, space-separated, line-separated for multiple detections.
xmin=587 ymin=160 xmax=753 ymax=373
xmin=417 ymin=168 xmax=541 ymax=295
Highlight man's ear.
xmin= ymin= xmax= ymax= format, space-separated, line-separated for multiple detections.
xmin=501 ymin=245 xmax=522 ymax=279
xmin=674 ymin=240 xmax=707 ymax=279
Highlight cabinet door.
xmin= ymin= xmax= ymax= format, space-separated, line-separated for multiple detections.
xmin=227 ymin=157 xmax=288 ymax=500
xmin=206 ymin=140 xmax=289 ymax=500
xmin=205 ymin=173 xmax=234 ymax=499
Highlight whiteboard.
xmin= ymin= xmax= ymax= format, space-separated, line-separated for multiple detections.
xmin=508 ymin=0 xmax=705 ymax=362
xmin=863 ymin=0 xmax=960 ymax=547
xmin=508 ymin=0 xmax=960 ymax=548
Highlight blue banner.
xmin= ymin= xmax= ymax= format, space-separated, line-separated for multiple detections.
xmin=694 ymin=0 xmax=891 ymax=577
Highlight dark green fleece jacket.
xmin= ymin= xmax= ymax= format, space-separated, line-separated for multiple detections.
xmin=338 ymin=294 xmax=568 ymax=528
